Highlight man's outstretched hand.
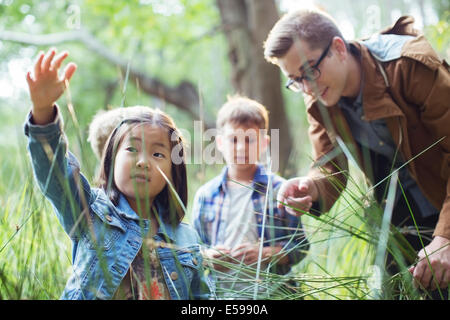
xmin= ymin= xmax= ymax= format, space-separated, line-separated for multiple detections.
xmin=276 ymin=177 xmax=319 ymax=216
xmin=409 ymin=236 xmax=450 ymax=290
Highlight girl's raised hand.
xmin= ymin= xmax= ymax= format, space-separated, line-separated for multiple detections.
xmin=26 ymin=48 xmax=77 ymax=124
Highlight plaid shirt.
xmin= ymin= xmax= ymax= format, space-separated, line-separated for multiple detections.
xmin=192 ymin=164 xmax=308 ymax=274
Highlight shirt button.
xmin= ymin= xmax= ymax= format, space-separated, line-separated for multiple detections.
xmin=105 ymin=215 xmax=113 ymax=222
xmin=360 ymin=115 xmax=366 ymax=121
xmin=170 ymin=271 xmax=178 ymax=281
xmin=379 ymin=141 xmax=384 ymax=146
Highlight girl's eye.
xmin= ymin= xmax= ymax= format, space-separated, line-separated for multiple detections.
xmin=125 ymin=146 xmax=138 ymax=152
xmin=154 ymin=152 xmax=166 ymax=159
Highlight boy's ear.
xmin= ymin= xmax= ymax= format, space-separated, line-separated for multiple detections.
xmin=260 ymin=133 xmax=270 ymax=154
xmin=216 ymin=134 xmax=224 ymax=154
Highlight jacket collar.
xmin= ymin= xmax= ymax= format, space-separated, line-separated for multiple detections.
xmin=356 ymin=41 xmax=404 ymax=121
xmin=117 ymin=193 xmax=177 ymax=242
xmin=117 ymin=193 xmax=140 ymax=221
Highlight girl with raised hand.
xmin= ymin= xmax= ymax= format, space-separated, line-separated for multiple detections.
xmin=24 ymin=48 xmax=212 ymax=300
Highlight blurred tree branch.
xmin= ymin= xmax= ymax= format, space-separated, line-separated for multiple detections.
xmin=0 ymin=29 xmax=213 ymax=127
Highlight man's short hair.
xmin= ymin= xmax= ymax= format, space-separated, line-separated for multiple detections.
xmin=264 ymin=8 xmax=344 ymax=64
xmin=216 ymin=95 xmax=269 ymax=131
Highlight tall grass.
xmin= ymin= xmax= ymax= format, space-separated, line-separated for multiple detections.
xmin=0 ymin=118 xmax=439 ymax=300
xmin=0 ymin=142 xmax=72 ymax=299
xmin=0 ymin=71 xmax=445 ymax=301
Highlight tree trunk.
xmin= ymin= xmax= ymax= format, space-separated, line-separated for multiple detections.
xmin=216 ymin=0 xmax=292 ymax=174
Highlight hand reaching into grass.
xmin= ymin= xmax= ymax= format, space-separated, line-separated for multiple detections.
xmin=204 ymin=245 xmax=232 ymax=272
xmin=409 ymin=236 xmax=450 ymax=290
xmin=277 ymin=177 xmax=319 ymax=216
xmin=230 ymin=243 xmax=287 ymax=266
xmin=26 ymin=48 xmax=77 ymax=125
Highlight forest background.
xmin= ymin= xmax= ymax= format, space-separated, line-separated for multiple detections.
xmin=0 ymin=0 xmax=449 ymax=299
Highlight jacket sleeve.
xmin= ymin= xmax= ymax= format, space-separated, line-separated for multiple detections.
xmin=25 ymin=106 xmax=92 ymax=238
xmin=306 ymin=108 xmax=349 ymax=214
xmin=399 ymin=56 xmax=450 ymax=238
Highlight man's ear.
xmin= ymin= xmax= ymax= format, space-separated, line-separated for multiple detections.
xmin=333 ymin=36 xmax=348 ymax=60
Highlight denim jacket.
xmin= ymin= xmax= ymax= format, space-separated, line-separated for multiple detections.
xmin=24 ymin=107 xmax=213 ymax=300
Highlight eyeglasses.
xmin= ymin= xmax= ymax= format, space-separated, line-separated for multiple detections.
xmin=285 ymin=40 xmax=333 ymax=92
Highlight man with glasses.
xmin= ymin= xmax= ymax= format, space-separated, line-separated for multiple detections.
xmin=264 ymin=9 xmax=450 ymax=298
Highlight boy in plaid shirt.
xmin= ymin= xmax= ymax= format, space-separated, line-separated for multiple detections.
xmin=192 ymin=95 xmax=308 ymax=298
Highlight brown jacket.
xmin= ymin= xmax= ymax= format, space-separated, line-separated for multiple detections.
xmin=305 ymin=16 xmax=450 ymax=238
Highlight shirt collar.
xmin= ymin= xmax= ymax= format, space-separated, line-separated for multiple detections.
xmin=214 ymin=164 xmax=271 ymax=192
xmin=252 ymin=164 xmax=270 ymax=185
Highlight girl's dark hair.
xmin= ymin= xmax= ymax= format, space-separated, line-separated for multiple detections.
xmin=97 ymin=109 xmax=187 ymax=225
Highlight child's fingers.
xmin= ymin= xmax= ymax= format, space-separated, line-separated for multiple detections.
xmin=61 ymin=62 xmax=77 ymax=83
xmin=230 ymin=243 xmax=253 ymax=257
xmin=232 ymin=243 xmax=249 ymax=252
xmin=34 ymin=51 xmax=45 ymax=78
xmin=50 ymin=51 xmax=69 ymax=71
xmin=214 ymin=244 xmax=230 ymax=252
xmin=42 ymin=49 xmax=57 ymax=73
xmin=26 ymin=71 xmax=34 ymax=87
xmin=230 ymin=249 xmax=244 ymax=259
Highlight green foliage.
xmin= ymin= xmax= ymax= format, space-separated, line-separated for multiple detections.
xmin=0 ymin=139 xmax=71 ymax=299
xmin=1 ymin=0 xmax=449 ymax=300
xmin=424 ymin=12 xmax=450 ymax=60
